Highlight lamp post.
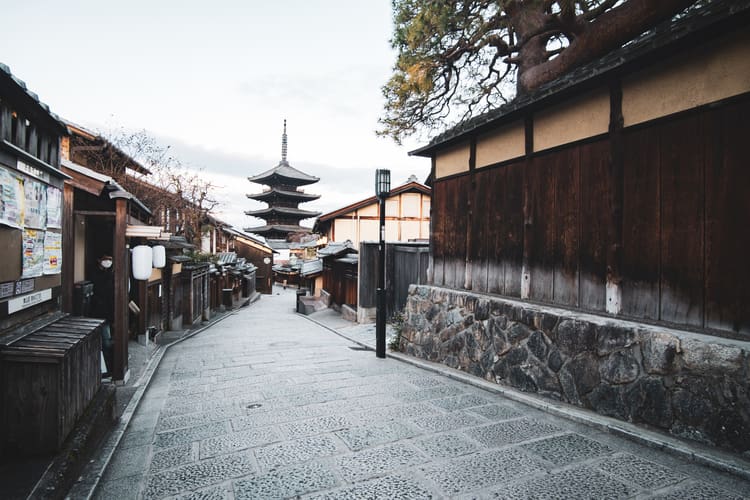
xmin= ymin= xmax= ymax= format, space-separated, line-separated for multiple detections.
xmin=375 ymin=169 xmax=390 ymax=358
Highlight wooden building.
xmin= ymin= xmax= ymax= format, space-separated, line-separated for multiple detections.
xmin=319 ymin=242 xmax=358 ymax=311
xmin=401 ymin=1 xmax=750 ymax=452
xmin=0 ymin=64 xmax=104 ymax=457
xmin=412 ymin=3 xmax=750 ymax=337
xmin=61 ymin=130 xmax=156 ymax=382
xmin=314 ymin=176 xmax=431 ymax=249
xmin=222 ymin=227 xmax=274 ymax=294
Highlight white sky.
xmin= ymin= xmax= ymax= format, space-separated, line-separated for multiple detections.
xmin=1 ymin=0 xmax=430 ymax=232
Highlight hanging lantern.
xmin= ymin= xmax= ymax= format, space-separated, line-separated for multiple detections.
xmin=152 ymin=245 xmax=166 ymax=268
xmin=132 ymin=245 xmax=153 ymax=280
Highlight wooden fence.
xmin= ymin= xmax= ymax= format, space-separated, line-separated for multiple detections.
xmin=431 ymin=95 xmax=749 ymax=336
xmin=359 ymin=242 xmax=429 ymax=319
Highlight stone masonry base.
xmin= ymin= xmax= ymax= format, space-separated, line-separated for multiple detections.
xmin=401 ymin=285 xmax=750 ymax=454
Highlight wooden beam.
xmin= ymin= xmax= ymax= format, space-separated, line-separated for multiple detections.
xmin=13 ymin=113 xmax=25 ymax=150
xmin=62 ymin=184 xmax=75 ymax=313
xmin=113 ymin=198 xmax=128 ymax=381
xmin=606 ymin=81 xmax=624 ymax=314
xmin=465 ymin=138 xmax=477 ymax=290
xmin=0 ymin=103 xmax=11 ymax=142
xmin=74 ymin=210 xmax=116 ymax=217
xmin=428 ymin=156 xmax=436 ymax=285
xmin=521 ymin=114 xmax=534 ymax=299
xmin=27 ymin=125 xmax=38 ymax=159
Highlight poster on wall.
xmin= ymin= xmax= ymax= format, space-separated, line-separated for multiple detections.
xmin=22 ymin=229 xmax=45 ymax=278
xmin=43 ymin=231 xmax=62 ymax=275
xmin=46 ymin=186 xmax=62 ymax=228
xmin=0 ymin=166 xmax=24 ymax=228
xmin=23 ymin=178 xmax=46 ymax=229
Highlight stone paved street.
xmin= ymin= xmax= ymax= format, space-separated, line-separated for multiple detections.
xmin=92 ymin=287 xmax=750 ymax=499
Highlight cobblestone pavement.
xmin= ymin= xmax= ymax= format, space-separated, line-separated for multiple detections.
xmin=93 ymin=286 xmax=750 ymax=499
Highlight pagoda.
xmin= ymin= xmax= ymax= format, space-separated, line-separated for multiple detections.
xmin=245 ymin=121 xmax=321 ymax=243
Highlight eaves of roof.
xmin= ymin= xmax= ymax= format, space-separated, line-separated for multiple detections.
xmin=64 ymin=119 xmax=153 ymax=175
xmin=246 ymin=187 xmax=320 ymax=202
xmin=0 ymin=63 xmax=68 ymax=136
xmin=248 ymin=161 xmax=319 ymax=186
xmin=62 ymin=158 xmax=151 ymax=215
xmin=317 ymin=181 xmax=431 ymax=223
xmin=245 ymin=206 xmax=322 ymax=218
xmin=243 ymin=224 xmax=312 ymax=234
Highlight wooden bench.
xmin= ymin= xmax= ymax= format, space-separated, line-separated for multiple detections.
xmin=0 ymin=316 xmax=104 ymax=457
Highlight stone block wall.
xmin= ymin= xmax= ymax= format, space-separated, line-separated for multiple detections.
xmin=401 ymin=285 xmax=750 ymax=453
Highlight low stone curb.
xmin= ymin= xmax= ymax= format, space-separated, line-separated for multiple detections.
xmin=302 ymin=314 xmax=750 ymax=483
xmin=65 ymin=310 xmax=240 ymax=500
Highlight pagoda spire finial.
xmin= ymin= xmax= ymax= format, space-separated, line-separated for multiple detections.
xmin=281 ymin=119 xmax=288 ymax=162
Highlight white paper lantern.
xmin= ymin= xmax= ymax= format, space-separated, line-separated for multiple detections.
xmin=152 ymin=245 xmax=166 ymax=268
xmin=132 ymin=245 xmax=153 ymax=280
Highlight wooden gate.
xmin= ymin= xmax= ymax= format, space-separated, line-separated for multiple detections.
xmin=393 ymin=245 xmax=429 ymax=314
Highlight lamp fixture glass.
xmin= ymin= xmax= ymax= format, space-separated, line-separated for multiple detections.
xmin=375 ymin=169 xmax=391 ymax=199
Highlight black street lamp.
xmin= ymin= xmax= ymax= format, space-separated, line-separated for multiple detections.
xmin=375 ymin=169 xmax=390 ymax=358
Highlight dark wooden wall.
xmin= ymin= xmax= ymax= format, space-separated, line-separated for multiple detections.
xmin=233 ymin=240 xmax=273 ymax=294
xmin=323 ymin=259 xmax=357 ymax=308
xmin=359 ymin=242 xmax=430 ymax=318
xmin=431 ymin=95 xmax=750 ymax=336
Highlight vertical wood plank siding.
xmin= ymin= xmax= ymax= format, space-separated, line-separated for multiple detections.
xmin=579 ymin=141 xmax=610 ymax=311
xmin=704 ymin=100 xmax=750 ymax=333
xmin=429 ymin=93 xmax=750 ymax=336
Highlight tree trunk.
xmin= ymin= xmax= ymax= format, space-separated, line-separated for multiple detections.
xmin=516 ymin=0 xmax=697 ymax=93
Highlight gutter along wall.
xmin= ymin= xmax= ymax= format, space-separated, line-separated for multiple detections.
xmin=402 ymin=24 xmax=750 ymax=453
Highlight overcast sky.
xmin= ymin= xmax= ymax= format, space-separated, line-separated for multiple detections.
xmin=1 ymin=0 xmax=430 ymax=232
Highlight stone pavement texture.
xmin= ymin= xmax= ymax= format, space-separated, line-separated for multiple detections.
xmin=90 ymin=286 xmax=750 ymax=499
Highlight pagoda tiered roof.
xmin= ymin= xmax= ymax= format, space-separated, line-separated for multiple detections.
xmin=243 ymin=224 xmax=311 ymax=235
xmin=244 ymin=206 xmax=321 ymax=219
xmin=246 ymin=186 xmax=320 ymax=203
xmin=247 ymin=160 xmax=319 ymax=187
xmin=245 ymin=120 xmax=320 ymax=240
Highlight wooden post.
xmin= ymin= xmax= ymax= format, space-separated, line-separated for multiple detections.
xmin=137 ymin=279 xmax=147 ymax=339
xmin=427 ymin=157 xmax=436 ymax=285
xmin=113 ymin=198 xmax=128 ymax=381
xmin=521 ymin=115 xmax=534 ymax=299
xmin=465 ymin=138 xmax=476 ymax=290
xmin=27 ymin=126 xmax=38 ymax=158
xmin=0 ymin=102 xmax=11 ymax=141
xmin=13 ymin=112 xmax=25 ymax=149
xmin=607 ymin=82 xmax=624 ymax=315
xmin=61 ymin=183 xmax=75 ymax=313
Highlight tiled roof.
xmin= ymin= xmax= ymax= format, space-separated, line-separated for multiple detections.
xmin=0 ymin=63 xmax=67 ymax=134
xmin=318 ymin=240 xmax=358 ymax=258
xmin=245 ymin=206 xmax=321 ymax=218
xmin=247 ymin=187 xmax=321 ymax=202
xmin=243 ymin=224 xmax=312 ymax=234
xmin=248 ymin=161 xmax=319 ymax=186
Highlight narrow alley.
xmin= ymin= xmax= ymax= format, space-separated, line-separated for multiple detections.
xmin=83 ymin=287 xmax=750 ymax=499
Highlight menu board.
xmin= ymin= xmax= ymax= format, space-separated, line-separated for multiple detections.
xmin=0 ymin=166 xmax=24 ymax=228
xmin=21 ymin=229 xmax=45 ymax=278
xmin=43 ymin=231 xmax=62 ymax=275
